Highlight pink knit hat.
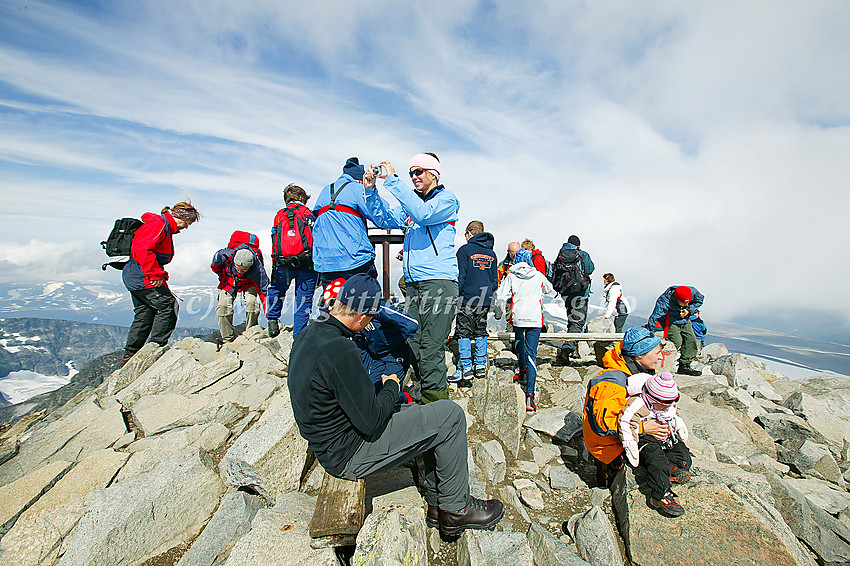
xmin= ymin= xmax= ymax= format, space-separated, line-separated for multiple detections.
xmin=409 ymin=153 xmax=441 ymax=182
xmin=643 ymin=372 xmax=679 ymax=403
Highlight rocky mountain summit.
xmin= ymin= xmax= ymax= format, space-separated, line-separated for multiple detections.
xmin=0 ymin=319 xmax=849 ymax=565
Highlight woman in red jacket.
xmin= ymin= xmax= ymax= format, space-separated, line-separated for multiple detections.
xmin=121 ymin=201 xmax=200 ymax=366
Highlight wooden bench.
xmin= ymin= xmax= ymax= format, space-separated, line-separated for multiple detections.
xmin=308 ymin=472 xmax=366 ymax=549
xmin=488 ymin=332 xmax=624 ymax=342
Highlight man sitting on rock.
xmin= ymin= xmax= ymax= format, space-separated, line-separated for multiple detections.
xmin=645 ymin=285 xmax=704 ymax=376
xmin=287 ymin=273 xmax=504 ymax=536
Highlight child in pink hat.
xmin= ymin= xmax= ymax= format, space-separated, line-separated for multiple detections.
xmin=618 ymin=371 xmax=691 ymax=518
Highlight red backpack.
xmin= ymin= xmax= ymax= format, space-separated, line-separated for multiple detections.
xmin=272 ymin=204 xmax=313 ymax=269
xmin=228 ymin=231 xmax=264 ymax=265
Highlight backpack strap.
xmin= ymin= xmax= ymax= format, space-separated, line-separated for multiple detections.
xmin=315 ymin=182 xmax=365 ymax=222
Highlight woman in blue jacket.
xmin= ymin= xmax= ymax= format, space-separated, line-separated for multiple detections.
xmin=364 ymin=153 xmax=459 ymax=403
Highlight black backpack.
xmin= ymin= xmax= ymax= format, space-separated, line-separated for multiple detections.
xmin=556 ymin=248 xmax=590 ymax=295
xmin=101 ymin=217 xmax=143 ymax=271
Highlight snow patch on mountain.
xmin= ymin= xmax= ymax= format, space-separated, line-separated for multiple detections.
xmin=0 ymin=368 xmax=74 ymax=404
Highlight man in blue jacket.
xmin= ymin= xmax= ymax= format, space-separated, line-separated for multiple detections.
xmin=364 ymin=153 xmax=459 ymax=403
xmin=552 ymin=235 xmax=595 ymax=363
xmin=646 ymin=285 xmax=704 ymax=376
xmin=452 ymin=221 xmax=497 ymax=385
xmin=312 ymin=157 xmax=382 ymax=286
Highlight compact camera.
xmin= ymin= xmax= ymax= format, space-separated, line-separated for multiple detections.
xmin=371 ymin=165 xmax=386 ymax=177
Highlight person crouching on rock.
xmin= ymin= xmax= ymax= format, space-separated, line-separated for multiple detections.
xmin=121 ymin=201 xmax=200 ymax=367
xmin=287 ymin=273 xmax=505 ymax=537
xmin=582 ymin=327 xmax=673 ymax=489
xmin=211 ymin=246 xmax=269 ymax=343
xmin=618 ymin=371 xmax=691 ymax=517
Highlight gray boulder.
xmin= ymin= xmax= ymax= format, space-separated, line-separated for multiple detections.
xmin=767 ymin=473 xmax=850 ymax=565
xmin=98 ymin=342 xmax=165 ymax=397
xmin=711 ymin=353 xmax=780 ymax=393
xmin=526 ymin=522 xmax=590 ymax=565
xmin=677 ymin=395 xmax=765 ymax=466
xmin=471 ymin=372 xmax=524 ymax=457
xmin=565 ymin=506 xmax=623 ymax=566
xmin=219 ymin=389 xmax=309 ymax=503
xmin=784 ymin=392 xmax=850 ymax=450
xmin=697 ymin=342 xmax=729 ymax=363
xmin=0 ymin=449 xmax=129 ymax=566
xmin=0 ymin=459 xmax=72 ymax=538
xmin=223 ymin=491 xmax=337 ymax=566
xmin=352 ymin=504 xmax=427 ymax=566
xmin=130 ymin=392 xmax=245 ymax=437
xmin=176 ymin=490 xmax=265 ymax=566
xmin=458 ymin=529 xmax=533 ymax=566
xmin=475 ymin=440 xmax=506 ymax=484
xmin=778 ymin=440 xmax=844 ymax=485
xmin=523 ymin=408 xmax=582 ymax=444
xmin=58 ymin=447 xmax=225 ymax=566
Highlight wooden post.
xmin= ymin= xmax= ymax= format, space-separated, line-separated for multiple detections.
xmin=368 ymin=229 xmax=404 ymax=300
xmin=309 ymin=472 xmax=366 ymax=547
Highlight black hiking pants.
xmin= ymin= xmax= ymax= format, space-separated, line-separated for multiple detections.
xmin=638 ymin=437 xmax=692 ymax=500
xmin=125 ymin=287 xmax=178 ymax=355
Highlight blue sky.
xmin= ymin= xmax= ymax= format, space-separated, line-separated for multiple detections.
xmin=1 ymin=0 xmax=849 ymax=335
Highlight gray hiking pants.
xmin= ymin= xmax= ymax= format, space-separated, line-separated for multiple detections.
xmin=341 ymin=400 xmax=470 ymax=512
xmin=405 ymin=280 xmax=458 ymax=403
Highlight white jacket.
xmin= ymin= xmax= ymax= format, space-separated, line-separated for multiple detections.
xmin=603 ymin=281 xmax=631 ymax=318
xmin=494 ymin=263 xmax=554 ymax=327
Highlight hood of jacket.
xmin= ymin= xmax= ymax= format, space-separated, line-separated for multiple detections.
xmin=467 ymin=232 xmax=495 ymax=249
xmin=508 ymin=262 xmax=537 ymax=279
xmin=560 ymin=242 xmax=578 ymax=253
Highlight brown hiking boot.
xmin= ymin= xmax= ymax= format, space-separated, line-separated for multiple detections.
xmin=119 ymin=353 xmax=133 ymax=368
xmin=648 ymin=491 xmax=685 ymax=517
xmin=438 ymin=497 xmax=505 ymax=536
xmin=426 ymin=504 xmax=439 ymax=528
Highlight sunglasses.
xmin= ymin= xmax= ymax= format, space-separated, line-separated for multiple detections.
xmin=409 ymin=168 xmax=428 ymax=178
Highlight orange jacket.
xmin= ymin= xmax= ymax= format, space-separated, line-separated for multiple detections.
xmin=582 ymin=342 xmax=645 ymax=464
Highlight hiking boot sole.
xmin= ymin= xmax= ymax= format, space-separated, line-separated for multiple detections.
xmin=438 ymin=505 xmax=505 ymax=537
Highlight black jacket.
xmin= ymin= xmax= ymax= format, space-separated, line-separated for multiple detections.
xmin=456 ymin=232 xmax=498 ymax=306
xmin=287 ymin=315 xmax=400 ymax=477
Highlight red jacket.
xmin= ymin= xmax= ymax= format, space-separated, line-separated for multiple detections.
xmin=531 ymin=249 xmax=546 ymax=276
xmin=211 ymin=246 xmax=270 ymax=310
xmin=122 ymin=212 xmax=178 ymax=291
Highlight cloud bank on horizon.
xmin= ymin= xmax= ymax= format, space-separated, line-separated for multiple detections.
xmin=1 ymin=0 xmax=848 ymax=332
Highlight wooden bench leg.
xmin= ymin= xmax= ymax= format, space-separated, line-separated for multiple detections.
xmin=309 ymin=471 xmax=365 ymax=548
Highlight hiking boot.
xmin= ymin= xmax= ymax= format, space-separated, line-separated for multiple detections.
xmin=267 ymin=319 xmax=280 ymax=338
xmin=525 ymin=393 xmax=537 ymax=413
xmin=676 ymin=362 xmax=701 ymax=376
xmin=457 ymin=379 xmax=473 ymax=388
xmin=438 ymin=497 xmax=505 ymax=536
xmin=670 ymin=466 xmax=691 ymax=484
xmin=119 ymin=353 xmax=133 ymax=368
xmin=648 ymin=491 xmax=685 ymax=517
xmin=513 ymin=371 xmax=527 ymax=386
xmin=473 ymin=365 xmax=486 ymax=379
xmin=426 ymin=504 xmax=440 ymax=528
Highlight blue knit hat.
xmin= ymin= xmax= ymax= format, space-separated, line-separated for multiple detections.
xmin=514 ymin=248 xmax=532 ymax=266
xmin=622 ymin=327 xmax=661 ymax=357
xmin=343 ymin=157 xmax=365 ymax=181
xmin=337 ymin=273 xmax=382 ymax=315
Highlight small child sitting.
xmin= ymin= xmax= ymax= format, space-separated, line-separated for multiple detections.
xmin=618 ymin=372 xmax=692 ymax=517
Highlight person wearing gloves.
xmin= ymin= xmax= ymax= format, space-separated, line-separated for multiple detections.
xmin=602 ymin=273 xmax=631 ymax=332
xmin=211 ymin=246 xmax=270 ymax=343
xmin=582 ymin=326 xmax=673 ymax=489
xmin=494 ymin=248 xmax=556 ymax=412
xmin=288 ymin=273 xmax=505 ymax=536
xmin=618 ymin=372 xmax=692 ymax=517
xmin=121 ymin=201 xmax=200 ymax=366
xmin=646 ymin=285 xmax=704 ymax=376
xmin=363 ymin=153 xmax=460 ymax=404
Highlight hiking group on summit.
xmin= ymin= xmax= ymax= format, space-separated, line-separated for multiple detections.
xmin=109 ymin=151 xmax=706 ymax=533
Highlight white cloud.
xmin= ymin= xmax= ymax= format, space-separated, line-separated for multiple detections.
xmin=0 ymin=0 xmax=848 ymax=334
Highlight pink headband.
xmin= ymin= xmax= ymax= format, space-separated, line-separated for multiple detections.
xmin=409 ymin=153 xmax=441 ymax=182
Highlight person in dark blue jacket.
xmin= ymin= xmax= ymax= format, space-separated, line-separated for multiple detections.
xmin=451 ymin=221 xmax=497 ymax=385
xmin=646 ymin=285 xmax=705 ymax=376
xmin=355 ymin=302 xmax=419 ymax=404
xmin=689 ymin=312 xmax=707 ymax=348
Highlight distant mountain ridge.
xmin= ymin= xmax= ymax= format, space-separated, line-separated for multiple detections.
xmin=0 ymin=317 xmax=213 ymax=380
